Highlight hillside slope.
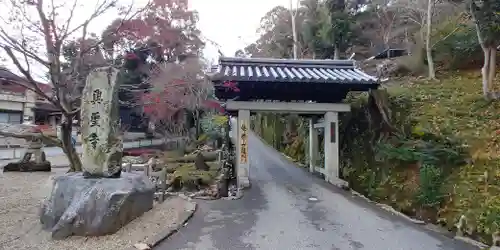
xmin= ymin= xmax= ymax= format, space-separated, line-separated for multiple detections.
xmin=390 ymin=72 xmax=500 ymax=244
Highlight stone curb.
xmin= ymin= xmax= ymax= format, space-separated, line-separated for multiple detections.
xmin=222 ymin=190 xmax=244 ymax=200
xmin=350 ymin=190 xmax=426 ymax=225
xmin=125 ymin=195 xmax=197 ymax=250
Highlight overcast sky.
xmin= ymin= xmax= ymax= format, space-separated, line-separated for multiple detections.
xmin=190 ymin=0 xmax=297 ymax=61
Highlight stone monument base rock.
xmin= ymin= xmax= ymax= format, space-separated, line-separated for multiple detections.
xmin=3 ymin=161 xmax=51 ymax=172
xmin=40 ymin=172 xmax=155 ymax=239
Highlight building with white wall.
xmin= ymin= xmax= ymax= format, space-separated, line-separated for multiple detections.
xmin=0 ymin=67 xmax=55 ymax=125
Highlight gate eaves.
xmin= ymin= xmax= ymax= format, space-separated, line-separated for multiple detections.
xmin=209 ymin=57 xmax=379 ymax=103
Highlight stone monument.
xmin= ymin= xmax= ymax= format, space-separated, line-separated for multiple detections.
xmin=39 ymin=67 xmax=155 ymax=239
xmin=80 ymin=67 xmax=123 ymax=178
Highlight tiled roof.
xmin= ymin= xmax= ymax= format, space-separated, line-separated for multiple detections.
xmin=0 ymin=67 xmax=53 ymax=93
xmin=0 ymin=67 xmax=25 ymax=82
xmin=211 ymin=57 xmax=378 ymax=84
xmin=37 ymin=83 xmax=53 ymax=93
xmin=34 ymin=102 xmax=59 ymax=111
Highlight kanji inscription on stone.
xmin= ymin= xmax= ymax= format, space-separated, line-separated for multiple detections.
xmin=90 ymin=112 xmax=100 ymax=127
xmin=80 ymin=67 xmax=123 ymax=177
xmin=88 ymin=132 xmax=98 ymax=149
xmin=91 ymin=89 xmax=103 ymax=104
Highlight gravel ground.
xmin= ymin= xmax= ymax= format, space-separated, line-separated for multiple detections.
xmin=0 ymin=168 xmax=188 ymax=250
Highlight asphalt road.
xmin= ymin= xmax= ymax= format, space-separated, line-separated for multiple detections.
xmin=156 ymin=133 xmax=479 ymax=250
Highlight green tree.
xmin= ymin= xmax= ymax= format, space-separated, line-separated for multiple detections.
xmin=301 ymin=0 xmax=322 ymax=58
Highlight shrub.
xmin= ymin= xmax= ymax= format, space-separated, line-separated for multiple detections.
xmin=339 ymin=91 xmax=467 ymax=219
xmin=417 ymin=163 xmax=444 ymax=208
xmin=433 ymin=24 xmax=482 ymax=70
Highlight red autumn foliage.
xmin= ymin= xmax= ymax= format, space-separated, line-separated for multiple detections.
xmin=200 ymin=81 xmax=240 ymax=114
xmin=102 ymin=0 xmax=210 ymax=125
xmin=125 ymin=52 xmax=139 ymax=60
xmin=102 ymin=0 xmax=202 ymax=62
xmin=203 ymin=99 xmax=226 ymax=113
xmin=102 ymin=0 xmax=240 ymax=119
xmin=222 ymin=81 xmax=240 ymax=92
xmin=142 ymin=84 xmax=186 ymax=119
xmin=141 ymin=70 xmax=239 ymax=120
xmin=139 ymin=64 xmax=192 ymax=123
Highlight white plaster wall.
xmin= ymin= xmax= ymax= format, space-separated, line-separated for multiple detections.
xmin=0 ymin=90 xmax=36 ymax=118
xmin=0 ymin=100 xmax=23 ymax=111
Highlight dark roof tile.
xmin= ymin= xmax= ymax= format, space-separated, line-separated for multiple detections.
xmin=211 ymin=57 xmax=378 ymax=84
xmin=0 ymin=67 xmax=53 ymax=93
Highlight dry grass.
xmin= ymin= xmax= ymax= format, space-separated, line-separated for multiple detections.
xmin=0 ymin=168 xmax=189 ymax=250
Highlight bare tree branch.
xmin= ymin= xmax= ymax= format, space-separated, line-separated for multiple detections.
xmin=2 ymin=46 xmax=60 ymax=106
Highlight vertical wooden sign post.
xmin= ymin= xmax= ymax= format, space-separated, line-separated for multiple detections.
xmin=240 ymin=123 xmax=248 ymax=164
xmin=237 ymin=109 xmax=250 ymax=188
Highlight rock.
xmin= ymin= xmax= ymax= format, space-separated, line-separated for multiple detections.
xmin=3 ymin=141 xmax=52 ymax=172
xmin=166 ymin=151 xmax=218 ymax=163
xmin=122 ymin=156 xmax=145 ymax=164
xmin=80 ymin=67 xmax=123 ymax=177
xmin=194 ymin=152 xmax=209 ymax=171
xmin=200 ymin=145 xmax=214 ymax=151
xmin=147 ymin=157 xmax=157 ymax=171
xmin=178 ymin=193 xmax=190 ymax=200
xmin=3 ymin=161 xmax=51 ymax=172
xmin=134 ymin=243 xmax=151 ymax=250
xmin=154 ymin=191 xmax=173 ymax=201
xmin=40 ymin=172 xmax=154 ymax=239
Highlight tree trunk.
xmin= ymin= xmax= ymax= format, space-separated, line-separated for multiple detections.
xmin=334 ymin=46 xmax=340 ymax=60
xmin=425 ymin=43 xmax=436 ymax=79
xmin=61 ymin=115 xmax=82 ymax=172
xmin=473 ymin=20 xmax=497 ymax=99
xmin=290 ymin=0 xmax=298 ymax=59
xmin=292 ymin=17 xmax=298 ymax=59
xmin=488 ymin=46 xmax=496 ymax=96
xmin=426 ymin=0 xmax=436 ymax=80
xmin=194 ymin=109 xmax=201 ymax=139
xmin=481 ymin=46 xmax=497 ymax=99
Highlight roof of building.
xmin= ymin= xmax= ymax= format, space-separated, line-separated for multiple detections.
xmin=210 ymin=57 xmax=378 ymax=84
xmin=0 ymin=67 xmax=26 ymax=82
xmin=0 ymin=67 xmax=53 ymax=94
xmin=367 ymin=48 xmax=408 ymax=60
xmin=34 ymin=102 xmax=59 ymax=112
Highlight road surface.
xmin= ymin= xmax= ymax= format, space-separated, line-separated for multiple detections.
xmin=156 ymin=133 xmax=478 ymax=250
